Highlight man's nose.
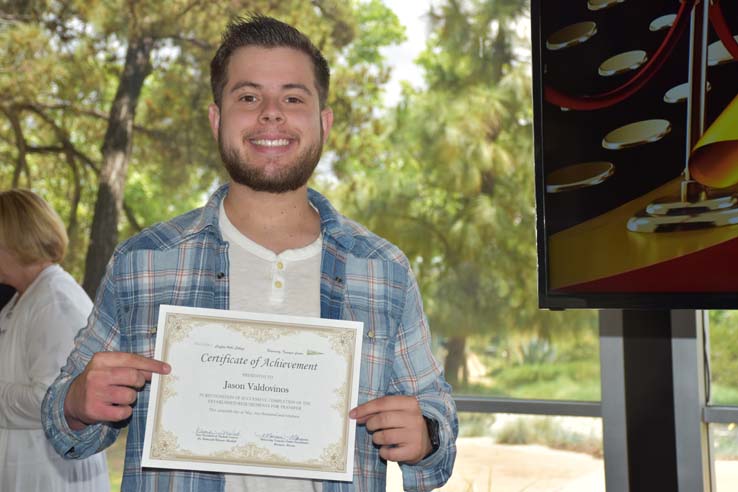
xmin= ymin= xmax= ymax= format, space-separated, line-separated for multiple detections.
xmin=259 ymin=99 xmax=284 ymax=123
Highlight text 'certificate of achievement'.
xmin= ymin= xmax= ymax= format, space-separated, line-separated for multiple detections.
xmin=141 ymin=305 xmax=363 ymax=481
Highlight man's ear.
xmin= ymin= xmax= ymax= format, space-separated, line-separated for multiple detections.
xmin=208 ymin=104 xmax=220 ymax=141
xmin=320 ymin=107 xmax=334 ymax=145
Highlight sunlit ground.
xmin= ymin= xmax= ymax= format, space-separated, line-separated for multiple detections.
xmin=389 ymin=439 xmax=604 ymax=492
xmin=107 ymin=431 xmax=605 ymax=491
xmin=107 ymin=433 xmax=607 ymax=491
xmin=108 ymin=433 xmax=738 ymax=491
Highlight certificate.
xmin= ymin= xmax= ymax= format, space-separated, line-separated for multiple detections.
xmin=141 ymin=305 xmax=363 ymax=481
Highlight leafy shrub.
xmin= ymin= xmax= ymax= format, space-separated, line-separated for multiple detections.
xmin=712 ymin=423 xmax=738 ymax=459
xmin=494 ymin=415 xmax=602 ymax=458
xmin=489 ymin=360 xmax=600 ymax=400
xmin=458 ymin=412 xmax=496 ymax=437
xmin=708 ymin=311 xmax=738 ymax=404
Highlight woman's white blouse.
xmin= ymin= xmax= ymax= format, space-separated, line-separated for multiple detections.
xmin=0 ymin=264 xmax=109 ymax=491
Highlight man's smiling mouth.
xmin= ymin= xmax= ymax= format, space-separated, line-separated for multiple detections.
xmin=250 ymin=138 xmax=291 ymax=147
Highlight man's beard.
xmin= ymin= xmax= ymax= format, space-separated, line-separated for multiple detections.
xmin=219 ymin=126 xmax=323 ymax=194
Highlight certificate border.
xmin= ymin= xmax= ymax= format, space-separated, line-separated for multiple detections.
xmin=154 ymin=315 xmax=354 ymax=471
xmin=141 ymin=305 xmax=363 ymax=482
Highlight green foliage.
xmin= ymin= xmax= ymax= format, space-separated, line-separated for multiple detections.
xmin=710 ymin=385 xmax=738 ymax=407
xmin=345 ymin=0 xmax=405 ymax=66
xmin=334 ymin=0 xmax=540 ymax=341
xmin=494 ymin=416 xmax=602 ymax=458
xmin=517 ymin=338 xmax=556 ymax=364
xmin=419 ymin=0 xmax=530 ymax=91
xmin=0 ymin=0 xmax=405 ymax=281
xmin=1 ymin=0 xmax=607 ymax=405
xmin=450 ymin=326 xmax=601 ymax=400
xmin=489 ymin=361 xmax=600 ymax=400
xmin=458 ymin=412 xmax=496 ymax=437
xmin=452 ymin=354 xmax=601 ymax=401
xmin=326 ymin=1 xmax=404 ymax=179
xmin=712 ymin=423 xmax=738 ymax=460
xmin=322 ymin=0 xmax=603 ymax=390
xmin=708 ymin=310 xmax=738 ymax=405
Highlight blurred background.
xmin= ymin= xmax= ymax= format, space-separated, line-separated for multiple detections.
xmin=3 ymin=1 xmax=737 ymax=490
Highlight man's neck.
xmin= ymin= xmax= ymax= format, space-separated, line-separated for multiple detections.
xmin=223 ymin=182 xmax=321 ymax=254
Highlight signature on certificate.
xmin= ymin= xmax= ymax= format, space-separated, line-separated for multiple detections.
xmin=256 ymin=432 xmax=310 ymax=447
xmin=195 ymin=427 xmax=241 ymax=444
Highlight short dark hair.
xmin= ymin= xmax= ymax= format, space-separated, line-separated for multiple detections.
xmin=210 ymin=15 xmax=330 ymax=109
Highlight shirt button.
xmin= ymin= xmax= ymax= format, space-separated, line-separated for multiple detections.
xmin=276 ymin=261 xmax=284 ymax=270
xmin=274 ymin=281 xmax=283 ymax=289
xmin=367 ymin=330 xmax=375 ymax=338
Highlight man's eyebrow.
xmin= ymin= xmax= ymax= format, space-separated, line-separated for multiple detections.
xmin=283 ymin=83 xmax=313 ymax=95
xmin=229 ymin=81 xmax=261 ymax=94
xmin=229 ymin=81 xmax=313 ymax=95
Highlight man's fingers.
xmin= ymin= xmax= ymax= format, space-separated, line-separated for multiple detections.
xmin=65 ymin=351 xmax=169 ymax=429
xmin=91 ymin=351 xmax=171 ymax=375
xmin=75 ymin=392 xmax=134 ymax=426
xmin=378 ymin=444 xmax=415 ymax=463
xmin=106 ymin=386 xmax=139 ymax=406
xmin=370 ymin=428 xmax=406 ymax=447
xmin=364 ymin=411 xmax=404 ymax=432
xmin=96 ymin=403 xmax=133 ymax=423
xmin=139 ymin=370 xmax=155 ymax=382
xmin=349 ymin=397 xmax=429 ymax=465
xmin=350 ymin=395 xmax=418 ymax=420
xmin=85 ymin=366 xmax=148 ymax=395
xmin=107 ymin=367 xmax=149 ymax=388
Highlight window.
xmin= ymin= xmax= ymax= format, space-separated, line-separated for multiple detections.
xmin=707 ymin=310 xmax=738 ymax=406
xmin=707 ymin=311 xmax=738 ymax=491
xmin=388 ymin=413 xmax=604 ymax=492
xmin=710 ymin=423 xmax=738 ymax=492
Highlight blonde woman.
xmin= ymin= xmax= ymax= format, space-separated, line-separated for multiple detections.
xmin=0 ymin=189 xmax=109 ymax=491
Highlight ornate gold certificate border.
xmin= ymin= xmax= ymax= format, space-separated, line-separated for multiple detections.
xmin=149 ymin=311 xmax=356 ymax=473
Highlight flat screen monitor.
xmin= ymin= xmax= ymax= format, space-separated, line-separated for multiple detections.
xmin=532 ymin=0 xmax=738 ymax=308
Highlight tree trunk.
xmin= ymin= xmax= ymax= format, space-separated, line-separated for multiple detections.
xmin=1 ymin=106 xmax=29 ymax=187
xmin=444 ymin=335 xmax=467 ymax=389
xmin=82 ymin=35 xmax=154 ymax=297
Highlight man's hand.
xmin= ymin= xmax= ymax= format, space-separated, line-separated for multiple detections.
xmin=349 ymin=395 xmax=432 ymax=464
xmin=64 ymin=352 xmax=171 ymax=431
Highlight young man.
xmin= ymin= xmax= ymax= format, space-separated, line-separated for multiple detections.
xmin=42 ymin=15 xmax=457 ymax=492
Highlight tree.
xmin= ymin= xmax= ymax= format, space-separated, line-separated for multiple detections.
xmin=331 ymin=0 xmax=595 ymax=389
xmin=0 ymin=0 xmax=404 ymax=295
xmin=329 ymin=0 xmax=531 ymax=386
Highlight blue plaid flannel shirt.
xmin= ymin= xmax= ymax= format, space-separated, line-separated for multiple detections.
xmin=42 ymin=184 xmax=458 ymax=491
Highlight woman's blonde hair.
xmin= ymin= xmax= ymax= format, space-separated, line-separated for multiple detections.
xmin=0 ymin=189 xmax=68 ymax=265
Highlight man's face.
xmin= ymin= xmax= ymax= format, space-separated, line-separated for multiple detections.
xmin=208 ymin=46 xmax=333 ymax=193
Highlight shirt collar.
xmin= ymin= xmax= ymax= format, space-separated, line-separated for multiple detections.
xmin=308 ymin=188 xmax=355 ymax=251
xmin=179 ymin=183 xmax=229 ymax=241
xmin=183 ymin=184 xmax=355 ymax=251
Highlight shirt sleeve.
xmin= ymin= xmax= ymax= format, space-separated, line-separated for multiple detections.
xmin=392 ymin=268 xmax=459 ymax=492
xmin=41 ymin=258 xmax=122 ymax=459
xmin=0 ymin=298 xmax=86 ymax=429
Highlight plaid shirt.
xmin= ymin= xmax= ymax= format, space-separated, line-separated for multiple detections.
xmin=42 ymin=185 xmax=457 ymax=492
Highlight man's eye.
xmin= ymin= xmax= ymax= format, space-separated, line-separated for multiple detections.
xmin=239 ymin=94 xmax=257 ymax=102
xmin=285 ymin=96 xmax=303 ymax=104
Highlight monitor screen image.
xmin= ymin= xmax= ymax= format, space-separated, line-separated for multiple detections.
xmin=532 ymin=0 xmax=738 ymax=308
